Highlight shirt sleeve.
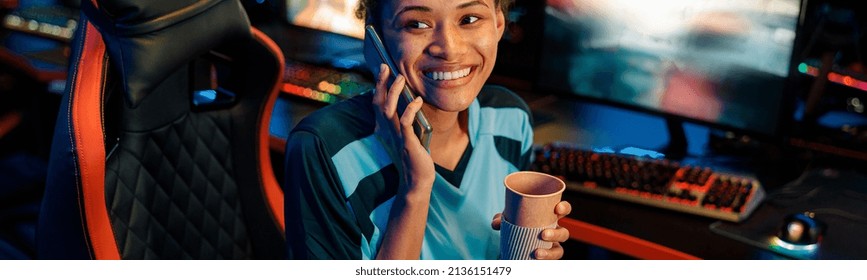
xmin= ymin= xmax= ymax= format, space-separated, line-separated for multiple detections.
xmin=284 ymin=130 xmax=364 ymax=260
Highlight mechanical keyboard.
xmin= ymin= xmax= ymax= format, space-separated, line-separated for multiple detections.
xmin=3 ymin=5 xmax=78 ymax=41
xmin=281 ymin=60 xmax=373 ymax=103
xmin=531 ymin=144 xmax=766 ymax=222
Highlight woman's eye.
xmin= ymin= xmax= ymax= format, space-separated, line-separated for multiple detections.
xmin=461 ymin=16 xmax=480 ymax=25
xmin=407 ymin=21 xmax=431 ymax=29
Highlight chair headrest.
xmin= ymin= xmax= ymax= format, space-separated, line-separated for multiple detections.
xmin=81 ymin=0 xmax=252 ymax=108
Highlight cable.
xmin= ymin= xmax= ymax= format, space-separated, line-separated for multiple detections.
xmin=810 ymin=208 xmax=867 ymax=224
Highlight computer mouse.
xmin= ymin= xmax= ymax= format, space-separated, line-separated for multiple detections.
xmin=776 ymin=212 xmax=826 ymax=246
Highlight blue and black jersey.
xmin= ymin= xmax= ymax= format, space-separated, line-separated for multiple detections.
xmin=285 ymin=85 xmax=533 ymax=259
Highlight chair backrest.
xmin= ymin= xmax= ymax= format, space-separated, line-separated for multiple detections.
xmin=37 ymin=0 xmax=285 ymax=259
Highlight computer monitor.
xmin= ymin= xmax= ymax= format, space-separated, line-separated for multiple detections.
xmin=285 ymin=0 xmax=365 ymax=39
xmin=537 ymin=0 xmax=802 ymax=143
xmin=241 ymin=0 xmax=367 ymax=65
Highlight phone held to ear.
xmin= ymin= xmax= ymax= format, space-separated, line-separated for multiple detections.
xmin=365 ymin=25 xmax=433 ymax=151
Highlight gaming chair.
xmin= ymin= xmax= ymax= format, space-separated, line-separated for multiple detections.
xmin=37 ymin=0 xmax=285 ymax=259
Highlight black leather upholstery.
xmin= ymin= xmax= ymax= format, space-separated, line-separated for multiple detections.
xmin=38 ymin=0 xmax=284 ymax=259
xmin=83 ymin=0 xmax=249 ymax=108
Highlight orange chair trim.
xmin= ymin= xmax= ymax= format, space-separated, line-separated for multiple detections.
xmin=252 ymin=27 xmax=286 ymax=233
xmin=73 ymin=22 xmax=120 ymax=260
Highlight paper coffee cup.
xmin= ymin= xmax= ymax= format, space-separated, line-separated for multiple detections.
xmin=500 ymin=171 xmax=565 ymax=260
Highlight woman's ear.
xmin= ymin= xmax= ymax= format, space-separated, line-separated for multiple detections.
xmin=496 ymin=8 xmax=506 ymax=41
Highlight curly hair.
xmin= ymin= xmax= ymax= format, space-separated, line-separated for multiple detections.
xmin=355 ymin=0 xmax=514 ymax=23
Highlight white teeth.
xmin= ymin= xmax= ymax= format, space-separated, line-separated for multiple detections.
xmin=425 ymin=68 xmax=471 ymax=81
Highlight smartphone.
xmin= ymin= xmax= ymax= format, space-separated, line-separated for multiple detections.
xmin=365 ymin=25 xmax=433 ymax=150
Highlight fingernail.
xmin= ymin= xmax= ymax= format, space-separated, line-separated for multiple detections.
xmin=536 ymin=250 xmax=548 ymax=259
xmin=380 ymin=64 xmax=387 ymax=72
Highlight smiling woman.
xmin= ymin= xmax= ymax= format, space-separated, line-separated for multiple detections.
xmin=284 ymin=0 xmax=572 ymax=260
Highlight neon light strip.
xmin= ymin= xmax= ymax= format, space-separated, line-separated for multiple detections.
xmin=770 ymin=236 xmax=818 ymax=252
xmin=282 ymin=82 xmax=337 ymax=103
xmin=799 ymin=63 xmax=867 ymax=92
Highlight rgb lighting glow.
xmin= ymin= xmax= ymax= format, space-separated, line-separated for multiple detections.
xmin=770 ymin=235 xmax=818 ymax=252
xmin=768 ymin=236 xmax=818 ymax=259
xmin=282 ymin=83 xmax=338 ymax=103
xmin=799 ymin=63 xmax=867 ymax=92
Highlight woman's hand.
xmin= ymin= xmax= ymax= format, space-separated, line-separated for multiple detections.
xmin=491 ymin=201 xmax=572 ymax=260
xmin=372 ymin=64 xmax=435 ymax=191
xmin=372 ymin=64 xmax=436 ymax=259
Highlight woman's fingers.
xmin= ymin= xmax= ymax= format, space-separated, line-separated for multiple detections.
xmin=373 ymin=64 xmax=389 ymax=107
xmin=555 ymin=201 xmax=572 ymax=219
xmin=534 ymin=241 xmax=564 ymax=260
xmin=384 ymin=75 xmax=406 ymax=121
xmin=490 ymin=213 xmax=503 ymax=230
xmin=400 ymin=97 xmax=424 ymax=146
xmin=542 ymin=226 xmax=570 ymax=243
xmin=373 ymin=62 xmax=406 ymax=125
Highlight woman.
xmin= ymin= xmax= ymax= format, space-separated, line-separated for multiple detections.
xmin=285 ymin=0 xmax=571 ymax=260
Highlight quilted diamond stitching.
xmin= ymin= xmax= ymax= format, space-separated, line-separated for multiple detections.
xmin=105 ymin=113 xmax=253 ymax=259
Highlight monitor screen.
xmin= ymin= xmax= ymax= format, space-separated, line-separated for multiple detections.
xmin=274 ymin=0 xmax=373 ymax=104
xmin=538 ymin=0 xmax=802 ymax=136
xmin=285 ymin=0 xmax=365 ymax=39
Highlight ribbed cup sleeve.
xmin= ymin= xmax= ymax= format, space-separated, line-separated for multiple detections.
xmin=499 ymin=219 xmax=557 ymax=260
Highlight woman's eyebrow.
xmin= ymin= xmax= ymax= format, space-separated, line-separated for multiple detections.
xmin=457 ymin=0 xmax=488 ymax=10
xmin=393 ymin=0 xmax=489 ymax=20
xmin=394 ymin=5 xmax=430 ymax=20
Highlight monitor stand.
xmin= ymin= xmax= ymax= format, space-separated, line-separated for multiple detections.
xmin=661 ymin=118 xmax=688 ymax=160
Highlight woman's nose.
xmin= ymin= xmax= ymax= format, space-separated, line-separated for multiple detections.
xmin=426 ymin=24 xmax=467 ymax=61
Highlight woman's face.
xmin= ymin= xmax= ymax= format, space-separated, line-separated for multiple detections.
xmin=377 ymin=0 xmax=505 ymax=113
